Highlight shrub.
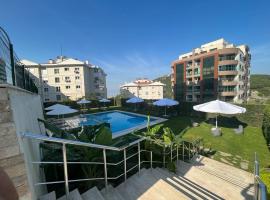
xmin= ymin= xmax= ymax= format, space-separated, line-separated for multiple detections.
xmin=262 ymin=105 xmax=270 ymax=145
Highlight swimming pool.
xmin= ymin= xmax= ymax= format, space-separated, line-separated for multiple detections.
xmin=80 ymin=110 xmax=167 ymax=138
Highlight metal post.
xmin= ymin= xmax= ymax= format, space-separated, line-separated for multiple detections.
xmin=176 ymin=145 xmax=179 ymax=162
xmin=62 ymin=144 xmax=69 ymax=196
xmin=9 ymin=43 xmax=16 ymax=86
xmin=150 ymin=151 xmax=153 ymax=170
xmin=124 ymin=148 xmax=127 ymax=181
xmin=138 ymin=142 xmax=141 ymax=174
xmin=163 ymin=146 xmax=165 ymax=168
xmin=170 ymin=145 xmax=173 ymax=162
xmin=182 ymin=141 xmax=184 ymax=161
xmin=103 ymin=149 xmax=108 ymax=189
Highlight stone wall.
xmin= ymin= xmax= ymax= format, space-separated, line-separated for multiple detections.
xmin=0 ymin=87 xmax=31 ymax=199
xmin=0 ymin=85 xmax=46 ymax=199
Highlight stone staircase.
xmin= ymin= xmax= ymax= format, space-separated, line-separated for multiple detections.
xmin=39 ymin=156 xmax=254 ymax=200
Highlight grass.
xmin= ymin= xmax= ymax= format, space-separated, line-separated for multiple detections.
xmin=260 ymin=169 xmax=270 ymax=199
xmin=109 ymin=108 xmax=270 ymax=173
xmin=158 ymin=116 xmax=270 ymax=172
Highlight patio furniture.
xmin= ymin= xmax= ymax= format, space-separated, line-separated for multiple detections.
xmin=153 ymin=98 xmax=179 ymax=117
xmin=234 ymin=125 xmax=243 ymax=134
xmin=193 ymin=100 xmax=246 ymax=130
xmin=126 ymin=97 xmax=144 ymax=111
xmin=77 ymin=99 xmax=91 ymax=112
xmin=211 ymin=127 xmax=221 ymax=136
xmin=192 ymin=122 xmax=199 ymax=127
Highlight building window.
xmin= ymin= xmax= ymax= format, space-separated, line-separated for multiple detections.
xmin=45 ymin=98 xmax=50 ymax=102
xmin=65 ymin=77 xmax=71 ymax=82
xmin=56 ymin=86 xmax=61 ymax=92
xmin=56 ymin=95 xmax=61 ymax=101
xmin=64 ymin=67 xmax=69 ymax=71
xmin=75 ymin=67 xmax=80 ymax=71
xmin=66 ymin=86 xmax=70 ymax=89
xmin=218 ymin=65 xmax=236 ymax=71
xmin=44 ymin=88 xmax=48 ymax=92
xmin=55 ymin=77 xmax=60 ymax=83
xmin=76 ymin=85 xmax=81 ymax=89
xmin=145 ymin=92 xmax=148 ymax=95
xmin=75 ymin=76 xmax=80 ymax=80
xmin=219 ymin=54 xmax=236 ymax=61
xmin=43 ymin=80 xmax=48 ymax=84
xmin=54 ymin=69 xmax=59 ymax=74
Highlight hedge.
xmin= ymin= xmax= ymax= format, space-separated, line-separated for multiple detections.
xmin=262 ymin=104 xmax=270 ymax=145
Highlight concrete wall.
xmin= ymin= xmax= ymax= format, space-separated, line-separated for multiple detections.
xmin=0 ymin=85 xmax=46 ymax=199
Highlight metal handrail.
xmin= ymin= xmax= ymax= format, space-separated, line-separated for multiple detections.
xmin=254 ymin=152 xmax=268 ymax=200
xmin=21 ymin=132 xmax=202 ymax=197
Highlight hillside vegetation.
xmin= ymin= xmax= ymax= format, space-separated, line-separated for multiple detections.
xmin=153 ymin=75 xmax=173 ymax=98
xmin=250 ymin=74 xmax=270 ymax=97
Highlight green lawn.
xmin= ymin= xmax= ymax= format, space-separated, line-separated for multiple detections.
xmin=157 ymin=116 xmax=270 ymax=172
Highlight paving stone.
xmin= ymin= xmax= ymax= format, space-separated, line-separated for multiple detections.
xmin=4 ymin=162 xmax=26 ymax=179
xmin=0 ymin=88 xmax=9 ymax=100
xmin=235 ymin=155 xmax=242 ymax=159
xmin=0 ymin=122 xmax=16 ymax=137
xmin=220 ymin=158 xmax=233 ymax=165
xmin=0 ymin=133 xmax=18 ymax=148
xmin=240 ymin=162 xmax=249 ymax=170
xmin=0 ymin=111 xmax=13 ymax=123
xmin=0 ymin=154 xmax=24 ymax=168
xmin=0 ymin=145 xmax=20 ymax=160
xmin=0 ymin=100 xmax=10 ymax=111
xmin=219 ymin=151 xmax=232 ymax=157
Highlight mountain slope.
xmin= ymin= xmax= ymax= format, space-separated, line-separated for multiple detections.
xmin=250 ymin=74 xmax=270 ymax=97
xmin=153 ymin=75 xmax=173 ymax=98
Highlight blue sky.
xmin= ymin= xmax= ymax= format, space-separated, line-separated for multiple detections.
xmin=1 ymin=0 xmax=270 ymax=96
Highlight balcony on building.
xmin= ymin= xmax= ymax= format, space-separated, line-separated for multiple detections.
xmin=194 ymin=59 xmax=200 ymax=68
xmin=186 ymin=61 xmax=192 ymax=69
xmin=219 ymin=85 xmax=237 ymax=96
xmin=218 ymin=76 xmax=237 ymax=86
xmin=186 ymin=95 xmax=193 ymax=102
xmin=193 ymin=86 xmax=200 ymax=93
xmin=218 ymin=64 xmax=238 ymax=76
xmin=186 ymin=86 xmax=193 ymax=93
xmin=193 ymin=68 xmax=200 ymax=77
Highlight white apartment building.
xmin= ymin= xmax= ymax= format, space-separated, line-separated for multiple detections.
xmin=21 ymin=56 xmax=107 ymax=102
xmin=120 ymin=79 xmax=165 ymax=100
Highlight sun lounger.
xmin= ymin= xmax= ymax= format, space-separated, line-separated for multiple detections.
xmin=234 ymin=125 xmax=243 ymax=134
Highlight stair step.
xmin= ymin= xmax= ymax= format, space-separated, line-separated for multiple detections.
xmin=81 ymin=186 xmax=104 ymax=200
xmin=156 ymin=168 xmax=219 ymax=200
xmin=150 ymin=168 xmax=190 ymax=200
xmin=57 ymin=189 xmax=82 ymax=200
xmin=178 ymin=158 xmax=254 ymax=192
xmin=39 ymin=191 xmax=56 ymax=200
xmin=100 ymin=185 xmax=124 ymax=200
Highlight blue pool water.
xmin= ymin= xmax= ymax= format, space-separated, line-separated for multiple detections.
xmin=80 ymin=111 xmax=156 ymax=135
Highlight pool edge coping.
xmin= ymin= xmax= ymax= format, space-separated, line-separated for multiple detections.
xmin=84 ymin=110 xmax=167 ymax=139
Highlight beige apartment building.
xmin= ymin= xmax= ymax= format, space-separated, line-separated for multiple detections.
xmin=21 ymin=56 xmax=107 ymax=102
xmin=120 ymin=79 xmax=165 ymax=100
xmin=171 ymin=38 xmax=251 ymax=103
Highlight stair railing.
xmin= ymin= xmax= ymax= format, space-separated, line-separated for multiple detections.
xmin=254 ymin=152 xmax=267 ymax=200
xmin=20 ymin=132 xmax=202 ymax=198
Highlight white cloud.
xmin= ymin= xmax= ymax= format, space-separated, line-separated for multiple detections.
xmin=93 ymin=53 xmax=170 ymax=97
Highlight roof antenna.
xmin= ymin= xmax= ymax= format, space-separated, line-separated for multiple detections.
xmin=60 ymin=45 xmax=63 ymax=58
